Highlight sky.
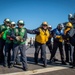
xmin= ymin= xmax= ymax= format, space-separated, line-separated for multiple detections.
xmin=0 ymin=0 xmax=75 ymax=37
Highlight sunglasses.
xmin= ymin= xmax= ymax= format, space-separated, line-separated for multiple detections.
xmin=18 ymin=24 xmax=24 ymax=26
xmin=11 ymin=24 xmax=15 ymax=26
xmin=43 ymin=25 xmax=47 ymax=26
xmin=6 ymin=22 xmax=10 ymax=24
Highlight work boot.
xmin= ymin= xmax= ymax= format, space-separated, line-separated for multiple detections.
xmin=65 ymin=60 xmax=69 ymax=63
xmin=43 ymin=64 xmax=47 ymax=68
xmin=39 ymin=58 xmax=43 ymax=61
xmin=69 ymin=62 xmax=73 ymax=65
xmin=9 ymin=63 xmax=15 ymax=68
xmin=23 ymin=67 xmax=28 ymax=71
xmin=69 ymin=66 xmax=75 ymax=69
xmin=62 ymin=61 xmax=67 ymax=65
xmin=49 ymin=58 xmax=54 ymax=64
xmin=16 ymin=62 xmax=21 ymax=65
xmin=34 ymin=59 xmax=38 ymax=65
xmin=4 ymin=64 xmax=8 ymax=67
xmin=54 ymin=58 xmax=59 ymax=62
xmin=35 ymin=62 xmax=38 ymax=65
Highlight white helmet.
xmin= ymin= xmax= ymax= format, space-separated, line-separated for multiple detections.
xmin=61 ymin=23 xmax=64 ymax=28
xmin=57 ymin=23 xmax=64 ymax=29
xmin=48 ymin=25 xmax=52 ymax=28
xmin=68 ymin=13 xmax=73 ymax=19
xmin=11 ymin=21 xmax=15 ymax=25
xmin=17 ymin=20 xmax=24 ymax=25
xmin=4 ymin=18 xmax=11 ymax=23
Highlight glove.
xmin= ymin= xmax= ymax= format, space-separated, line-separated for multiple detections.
xmin=56 ymin=35 xmax=63 ymax=42
xmin=7 ymin=35 xmax=14 ymax=40
xmin=16 ymin=36 xmax=22 ymax=41
xmin=9 ymin=38 xmax=14 ymax=40
xmin=56 ymin=35 xmax=61 ymax=38
xmin=20 ymin=39 xmax=24 ymax=42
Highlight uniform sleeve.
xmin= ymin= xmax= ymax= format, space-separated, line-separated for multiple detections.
xmin=0 ymin=25 xmax=7 ymax=33
xmin=0 ymin=25 xmax=3 ymax=33
xmin=51 ymin=29 xmax=56 ymax=38
xmin=26 ymin=28 xmax=40 ymax=34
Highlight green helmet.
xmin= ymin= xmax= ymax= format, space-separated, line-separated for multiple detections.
xmin=17 ymin=20 xmax=24 ymax=25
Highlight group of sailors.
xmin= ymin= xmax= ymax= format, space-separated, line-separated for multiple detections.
xmin=0 ymin=13 xmax=75 ymax=71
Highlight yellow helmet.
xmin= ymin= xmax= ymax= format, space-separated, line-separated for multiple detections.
xmin=42 ymin=21 xmax=48 ymax=26
xmin=66 ymin=22 xmax=73 ymax=28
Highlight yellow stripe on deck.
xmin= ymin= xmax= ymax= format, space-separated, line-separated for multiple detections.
xmin=3 ymin=66 xmax=68 ymax=75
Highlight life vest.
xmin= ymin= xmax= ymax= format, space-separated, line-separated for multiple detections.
xmin=64 ymin=28 xmax=71 ymax=41
xmin=2 ymin=29 xmax=8 ymax=40
xmin=35 ymin=28 xmax=50 ymax=44
xmin=0 ymin=24 xmax=9 ymax=38
xmin=53 ymin=28 xmax=64 ymax=42
xmin=64 ymin=28 xmax=71 ymax=35
xmin=13 ymin=27 xmax=26 ymax=44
